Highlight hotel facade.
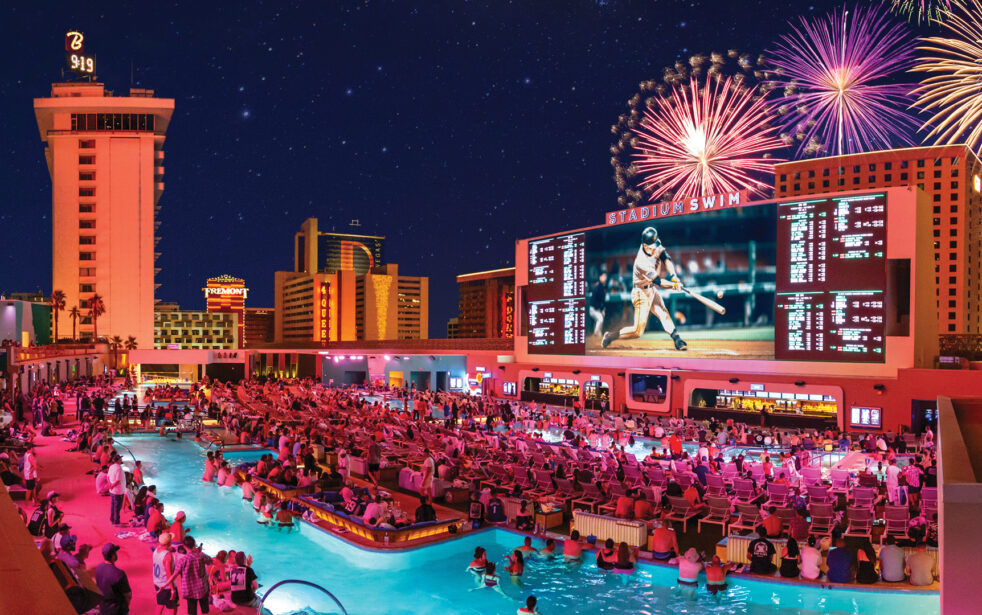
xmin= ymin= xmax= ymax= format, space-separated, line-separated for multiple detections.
xmin=34 ymin=82 xmax=173 ymax=345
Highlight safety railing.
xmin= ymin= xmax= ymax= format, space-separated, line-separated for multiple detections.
xmin=255 ymin=579 xmax=348 ymax=615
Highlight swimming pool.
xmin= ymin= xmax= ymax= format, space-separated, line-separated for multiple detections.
xmin=116 ymin=435 xmax=939 ymax=615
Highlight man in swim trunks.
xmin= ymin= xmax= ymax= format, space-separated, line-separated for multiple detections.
xmin=705 ymin=555 xmax=733 ymax=593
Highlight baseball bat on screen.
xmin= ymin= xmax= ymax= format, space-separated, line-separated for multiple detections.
xmin=658 ymin=279 xmax=726 ymax=315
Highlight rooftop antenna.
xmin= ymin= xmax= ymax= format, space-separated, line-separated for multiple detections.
xmin=130 ymin=59 xmax=134 ymax=88
xmin=349 ymin=219 xmax=361 ymax=228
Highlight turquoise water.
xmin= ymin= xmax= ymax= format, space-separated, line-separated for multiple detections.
xmin=117 ymin=435 xmax=939 ymax=615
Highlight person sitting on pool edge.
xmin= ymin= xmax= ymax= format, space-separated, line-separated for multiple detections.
xmin=747 ymin=527 xmax=776 ymax=575
xmin=649 ymin=517 xmax=679 ymax=561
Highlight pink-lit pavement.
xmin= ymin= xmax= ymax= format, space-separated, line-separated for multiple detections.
xmin=30 ymin=395 xmax=255 ymax=615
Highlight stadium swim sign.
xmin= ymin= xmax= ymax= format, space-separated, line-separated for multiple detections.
xmin=605 ymin=189 xmax=748 ymax=226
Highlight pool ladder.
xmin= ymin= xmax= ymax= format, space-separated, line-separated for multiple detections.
xmin=255 ymin=579 xmax=349 ymax=615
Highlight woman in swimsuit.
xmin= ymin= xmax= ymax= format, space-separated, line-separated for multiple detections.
xmin=467 ymin=546 xmax=487 ymax=583
xmin=505 ymin=550 xmax=524 ymax=585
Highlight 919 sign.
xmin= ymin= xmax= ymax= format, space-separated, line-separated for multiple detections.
xmin=67 ymin=52 xmax=95 ymax=75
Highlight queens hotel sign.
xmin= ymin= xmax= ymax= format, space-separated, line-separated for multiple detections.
xmin=605 ymin=189 xmax=748 ymax=226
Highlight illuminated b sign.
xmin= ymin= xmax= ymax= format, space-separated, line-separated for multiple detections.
xmin=65 ymin=31 xmax=84 ymax=52
xmin=65 ymin=31 xmax=95 ymax=75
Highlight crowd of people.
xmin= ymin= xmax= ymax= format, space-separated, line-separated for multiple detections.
xmin=0 ymin=372 xmax=944 ymax=614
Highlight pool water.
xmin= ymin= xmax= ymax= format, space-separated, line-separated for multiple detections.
xmin=116 ymin=435 xmax=939 ymax=615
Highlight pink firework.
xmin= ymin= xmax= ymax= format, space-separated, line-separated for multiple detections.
xmin=767 ymin=4 xmax=919 ymax=157
xmin=631 ymin=76 xmax=784 ymax=201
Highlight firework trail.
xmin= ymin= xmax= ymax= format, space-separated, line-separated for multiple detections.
xmin=913 ymin=0 xmax=982 ymax=150
xmin=891 ymin=0 xmax=963 ymax=24
xmin=630 ymin=76 xmax=784 ymax=201
xmin=767 ymin=4 xmax=920 ymax=157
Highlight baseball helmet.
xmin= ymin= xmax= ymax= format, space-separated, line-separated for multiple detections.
xmin=641 ymin=226 xmax=658 ymax=245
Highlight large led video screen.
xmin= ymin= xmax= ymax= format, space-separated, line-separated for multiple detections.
xmin=527 ymin=192 xmax=888 ymax=363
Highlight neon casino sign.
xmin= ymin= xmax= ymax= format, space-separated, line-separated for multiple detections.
xmin=65 ymin=31 xmax=96 ymax=75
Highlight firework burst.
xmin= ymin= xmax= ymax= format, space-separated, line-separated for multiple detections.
xmin=891 ymin=0 xmax=963 ymax=24
xmin=630 ymin=76 xmax=784 ymax=201
xmin=767 ymin=4 xmax=920 ymax=157
xmin=913 ymin=0 xmax=982 ymax=149
xmin=610 ymin=50 xmax=778 ymax=208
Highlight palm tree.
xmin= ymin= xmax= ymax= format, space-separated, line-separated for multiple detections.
xmin=50 ymin=290 xmax=66 ymax=343
xmin=110 ymin=335 xmax=123 ymax=369
xmin=68 ymin=305 xmax=80 ymax=341
xmin=87 ymin=294 xmax=105 ymax=342
xmin=124 ymin=336 xmax=138 ymax=351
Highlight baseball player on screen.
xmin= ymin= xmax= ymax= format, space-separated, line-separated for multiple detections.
xmin=601 ymin=226 xmax=688 ymax=351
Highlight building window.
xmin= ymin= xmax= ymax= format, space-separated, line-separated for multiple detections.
xmin=838 ymin=179 xmax=845 ymax=186
xmin=808 ymin=170 xmax=815 ymax=178
xmin=853 ymin=165 xmax=860 ymax=173
xmin=79 ymin=284 xmax=94 ymax=293
xmin=79 ymin=267 xmax=95 ymax=276
xmin=868 ymin=164 xmax=876 ymax=172
xmin=950 ymin=264 xmax=958 ymax=272
xmin=935 ymin=158 xmax=943 ymax=166
xmin=79 ymin=252 xmax=94 ymax=261
xmin=79 ymin=156 xmax=94 ymax=165
xmin=951 ymin=229 xmax=958 ymax=236
xmin=823 ymin=168 xmax=830 ymax=176
xmin=952 ymin=169 xmax=959 ymax=177
xmin=917 ymin=172 xmax=925 ymax=179
xmin=793 ymin=183 xmax=800 ymax=191
xmin=808 ymin=182 xmax=815 ymax=189
xmin=950 ymin=324 xmax=957 ymax=331
xmin=900 ymin=160 xmax=909 ymax=169
xmin=79 ymin=204 xmax=93 ymax=213
xmin=934 ymin=206 xmax=941 ymax=213
xmin=934 ymin=170 xmax=942 ymax=178
xmin=951 ymin=205 xmax=959 ymax=212
xmin=901 ymin=172 xmax=908 ymax=181
xmin=917 ymin=159 xmax=926 ymax=167
xmin=951 ymin=241 xmax=958 ymax=248
xmin=951 ymin=216 xmax=958 ymax=224
xmin=80 ymin=220 xmax=95 ymax=229
xmin=934 ymin=194 xmax=942 ymax=202
xmin=952 ymin=181 xmax=959 ymax=189
xmin=934 ymin=230 xmax=941 ymax=237
xmin=79 ymin=235 xmax=95 ymax=245
xmin=868 ymin=175 xmax=875 ymax=182
xmin=853 ymin=177 xmax=860 ymax=185
xmin=885 ymin=174 xmax=891 ymax=181
xmin=885 ymin=162 xmax=893 ymax=170
xmin=79 ymin=188 xmax=94 ymax=197
xmin=79 ymin=172 xmax=94 ymax=181
xmin=822 ymin=180 xmax=829 ymax=188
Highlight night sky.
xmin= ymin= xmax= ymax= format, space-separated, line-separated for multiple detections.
xmin=0 ymin=0 xmax=931 ymax=334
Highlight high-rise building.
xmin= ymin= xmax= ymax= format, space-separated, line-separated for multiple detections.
xmin=294 ymin=217 xmax=384 ymax=275
xmin=243 ymin=307 xmax=275 ymax=348
xmin=446 ymin=317 xmax=460 ymax=339
xmin=34 ymin=82 xmax=174 ymax=344
xmin=774 ymin=145 xmax=982 ymax=334
xmin=203 ymin=275 xmax=248 ymax=347
xmin=453 ymin=267 xmax=516 ymax=338
xmin=274 ymin=264 xmax=429 ymax=343
xmin=274 ymin=220 xmax=426 ymax=343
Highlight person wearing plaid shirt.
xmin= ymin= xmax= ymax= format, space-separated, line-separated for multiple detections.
xmin=163 ymin=535 xmax=212 ymax=615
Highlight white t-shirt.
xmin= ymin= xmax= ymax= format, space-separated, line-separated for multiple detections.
xmin=886 ymin=464 xmax=901 ymax=488
xmin=108 ymin=463 xmax=126 ymax=496
xmin=800 ymin=546 xmax=822 ymax=580
xmin=23 ymin=452 xmax=37 ymax=480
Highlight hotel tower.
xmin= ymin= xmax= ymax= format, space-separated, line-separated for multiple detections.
xmin=34 ymin=82 xmax=174 ymax=344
